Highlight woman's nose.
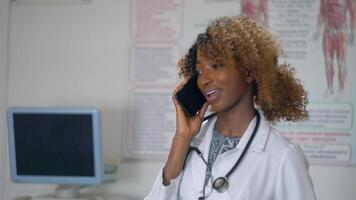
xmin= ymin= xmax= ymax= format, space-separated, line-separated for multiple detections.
xmin=197 ymin=70 xmax=213 ymax=88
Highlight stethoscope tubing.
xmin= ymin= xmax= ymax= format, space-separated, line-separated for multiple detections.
xmin=184 ymin=111 xmax=261 ymax=198
xmin=225 ymin=111 xmax=260 ymax=178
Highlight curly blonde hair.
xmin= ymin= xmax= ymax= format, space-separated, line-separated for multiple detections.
xmin=178 ymin=16 xmax=309 ymax=123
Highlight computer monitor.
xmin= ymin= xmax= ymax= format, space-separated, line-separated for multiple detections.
xmin=7 ymin=107 xmax=102 ymax=187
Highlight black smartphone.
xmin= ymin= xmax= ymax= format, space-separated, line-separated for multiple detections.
xmin=175 ymin=74 xmax=207 ymax=117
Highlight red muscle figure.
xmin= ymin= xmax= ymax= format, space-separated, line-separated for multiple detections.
xmin=241 ymin=0 xmax=269 ymax=27
xmin=315 ymin=0 xmax=356 ymax=97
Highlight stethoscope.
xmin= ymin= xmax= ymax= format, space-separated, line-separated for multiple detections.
xmin=184 ymin=111 xmax=261 ymax=199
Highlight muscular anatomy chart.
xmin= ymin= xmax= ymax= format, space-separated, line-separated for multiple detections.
xmin=314 ymin=0 xmax=356 ymax=97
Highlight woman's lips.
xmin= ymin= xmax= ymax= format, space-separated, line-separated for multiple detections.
xmin=204 ymin=89 xmax=222 ymax=103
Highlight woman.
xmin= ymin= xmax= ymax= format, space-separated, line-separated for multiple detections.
xmin=145 ymin=16 xmax=316 ymax=200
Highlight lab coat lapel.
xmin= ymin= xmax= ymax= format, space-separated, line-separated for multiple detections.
xmin=189 ymin=116 xmax=217 ymax=195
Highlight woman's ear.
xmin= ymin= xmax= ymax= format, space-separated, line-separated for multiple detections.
xmin=245 ymin=70 xmax=256 ymax=83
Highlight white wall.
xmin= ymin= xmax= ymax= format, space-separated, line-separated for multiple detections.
xmin=8 ymin=0 xmax=130 ymax=163
xmin=3 ymin=0 xmax=356 ymax=200
xmin=5 ymin=0 xmax=156 ymax=199
xmin=0 ymin=0 xmax=10 ymax=199
xmin=310 ymin=166 xmax=356 ymax=200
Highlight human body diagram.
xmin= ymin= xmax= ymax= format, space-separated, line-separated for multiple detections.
xmin=314 ymin=0 xmax=356 ymax=97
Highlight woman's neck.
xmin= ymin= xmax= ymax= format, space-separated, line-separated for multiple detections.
xmin=215 ymin=104 xmax=256 ymax=138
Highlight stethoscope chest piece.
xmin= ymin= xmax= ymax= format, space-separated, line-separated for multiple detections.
xmin=213 ymin=177 xmax=229 ymax=193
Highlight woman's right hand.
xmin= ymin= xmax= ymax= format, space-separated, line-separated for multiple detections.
xmin=162 ymin=79 xmax=209 ymax=185
xmin=172 ymin=79 xmax=209 ymax=141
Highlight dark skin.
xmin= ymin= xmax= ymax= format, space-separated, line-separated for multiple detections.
xmin=163 ymin=49 xmax=256 ymax=185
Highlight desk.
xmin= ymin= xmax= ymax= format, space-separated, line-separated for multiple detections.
xmin=5 ymin=184 xmax=142 ymax=200
xmin=10 ymin=194 xmax=140 ymax=200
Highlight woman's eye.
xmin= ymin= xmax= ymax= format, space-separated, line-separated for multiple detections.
xmin=211 ymin=63 xmax=223 ymax=69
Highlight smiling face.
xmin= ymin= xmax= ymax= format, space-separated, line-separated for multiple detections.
xmin=196 ymin=49 xmax=255 ymax=114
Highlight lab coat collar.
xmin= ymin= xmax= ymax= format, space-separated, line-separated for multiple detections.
xmin=243 ymin=112 xmax=270 ymax=153
xmin=189 ymin=111 xmax=271 ymax=195
xmin=193 ymin=111 xmax=270 ymax=154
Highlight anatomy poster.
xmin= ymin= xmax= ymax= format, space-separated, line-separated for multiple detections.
xmin=124 ymin=0 xmax=356 ymax=166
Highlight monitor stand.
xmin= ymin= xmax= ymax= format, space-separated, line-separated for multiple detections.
xmin=55 ymin=185 xmax=84 ymax=199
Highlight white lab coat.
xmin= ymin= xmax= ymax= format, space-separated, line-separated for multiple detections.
xmin=145 ymin=113 xmax=316 ymax=200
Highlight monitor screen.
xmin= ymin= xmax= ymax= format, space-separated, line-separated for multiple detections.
xmin=7 ymin=107 xmax=102 ymax=185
